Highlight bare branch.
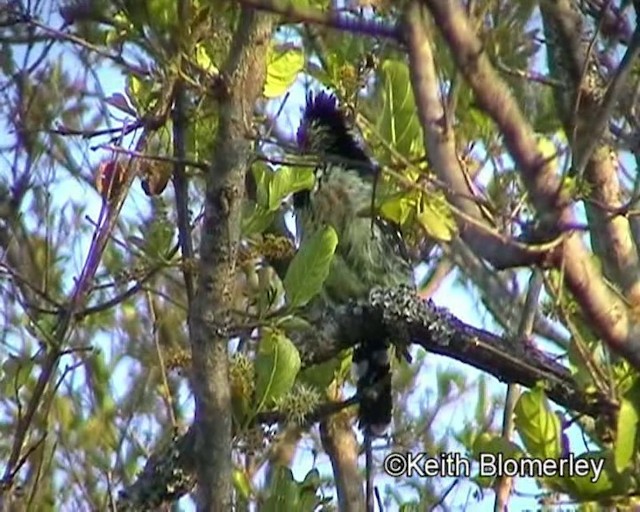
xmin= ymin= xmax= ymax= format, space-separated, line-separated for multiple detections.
xmin=573 ymin=24 xmax=640 ymax=177
xmin=320 ymin=407 xmax=364 ymax=512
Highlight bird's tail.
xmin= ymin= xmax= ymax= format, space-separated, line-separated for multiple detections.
xmin=354 ymin=338 xmax=392 ymax=512
xmin=353 ymin=339 xmax=392 ymax=435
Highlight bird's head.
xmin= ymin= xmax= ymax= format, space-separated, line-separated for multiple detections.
xmin=296 ymin=91 xmax=372 ymax=171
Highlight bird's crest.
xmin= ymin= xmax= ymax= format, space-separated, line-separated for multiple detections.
xmin=297 ymin=91 xmax=372 ymax=171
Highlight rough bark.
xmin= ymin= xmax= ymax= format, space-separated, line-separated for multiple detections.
xmin=189 ymin=8 xmax=273 ymax=511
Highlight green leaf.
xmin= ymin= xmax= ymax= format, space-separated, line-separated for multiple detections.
xmin=140 ymin=215 xmax=174 ymax=261
xmin=416 ymin=192 xmax=456 ymax=242
xmin=242 ymin=202 xmax=276 ymax=236
xmin=436 ymin=368 xmax=466 ymax=400
xmin=268 ymin=166 xmax=314 ymax=211
xmin=252 ymin=163 xmax=272 ymax=208
xmin=1 ymin=355 xmax=34 ymax=392
xmin=299 ymin=468 xmax=323 ymax=510
xmin=301 ymin=468 xmax=320 ymax=487
xmin=399 ymin=504 xmax=421 ymax=512
xmin=514 ymin=386 xmax=562 ymax=459
xmin=379 ymin=192 xmax=416 ymax=226
xmin=195 ymin=43 xmax=219 ymax=74
xmin=568 ymin=451 xmax=616 ymax=499
xmin=262 ymin=466 xmax=323 ymax=511
xmin=264 ymin=45 xmax=304 ymax=98
xmin=232 ymin=468 xmax=252 ymax=501
xmin=126 ymin=75 xmax=158 ymax=112
xmin=146 ymin=0 xmax=177 ymax=31
xmin=473 ymin=432 xmax=523 ymax=459
xmin=284 ymin=225 xmax=338 ymax=309
xmin=262 ymin=466 xmax=299 ymax=512
xmin=615 ymin=380 xmax=640 ymax=472
xmin=377 ymin=60 xmax=423 ymax=158
xmin=254 ymin=329 xmax=301 ymax=413
xmin=535 ymin=133 xmax=559 ymax=171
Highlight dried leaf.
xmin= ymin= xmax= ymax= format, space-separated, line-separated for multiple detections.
xmin=95 ymin=160 xmax=127 ymax=202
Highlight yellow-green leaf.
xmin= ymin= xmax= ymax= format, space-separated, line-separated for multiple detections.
xmin=264 ymin=45 xmax=304 ymax=98
xmin=569 ymin=451 xmax=615 ymax=498
xmin=535 ymin=133 xmax=559 ymax=171
xmin=416 ymin=193 xmax=456 ymax=242
xmin=379 ymin=193 xmax=416 ymax=225
xmin=615 ymin=380 xmax=640 ymax=472
xmin=195 ymin=43 xmax=219 ymax=74
xmin=514 ymin=386 xmax=562 ymax=459
xmin=232 ymin=468 xmax=253 ymax=500
xmin=377 ymin=60 xmax=424 ymax=158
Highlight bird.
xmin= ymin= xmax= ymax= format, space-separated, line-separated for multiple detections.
xmin=293 ymin=90 xmax=413 ymax=435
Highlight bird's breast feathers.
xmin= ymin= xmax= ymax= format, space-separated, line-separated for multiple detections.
xmin=298 ymin=167 xmax=410 ymax=303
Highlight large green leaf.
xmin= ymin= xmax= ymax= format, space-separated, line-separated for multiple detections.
xmin=299 ymin=468 xmax=324 ymax=510
xmin=232 ymin=468 xmax=252 ymax=501
xmin=254 ymin=329 xmax=301 ymax=413
xmin=242 ymin=202 xmax=276 ymax=236
xmin=514 ymin=386 xmax=562 ymax=459
xmin=264 ymin=45 xmax=304 ymax=98
xmin=262 ymin=466 xmax=299 ymax=512
xmin=251 ymin=163 xmax=271 ymax=208
xmin=379 ymin=191 xmax=417 ymax=226
xmin=250 ymin=164 xmax=314 ymax=212
xmin=268 ymin=166 xmax=314 ymax=211
xmin=284 ymin=225 xmax=338 ymax=309
xmin=615 ymin=380 xmax=640 ymax=473
xmin=377 ymin=60 xmax=423 ymax=158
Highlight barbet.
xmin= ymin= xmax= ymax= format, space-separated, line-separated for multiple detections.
xmin=293 ymin=91 xmax=413 ymax=435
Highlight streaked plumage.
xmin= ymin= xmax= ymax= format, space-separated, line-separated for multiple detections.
xmin=294 ymin=91 xmax=412 ymax=433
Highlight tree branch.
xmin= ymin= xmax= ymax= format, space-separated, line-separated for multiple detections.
xmin=121 ymin=284 xmax=617 ymax=508
xmin=421 ymin=0 xmax=640 ymax=369
xmin=172 ymin=0 xmax=196 ymax=305
xmin=320 ymin=412 xmax=364 ymax=512
xmin=404 ymin=0 xmax=544 ymax=270
xmin=539 ymin=1 xmax=640 ymax=304
xmin=445 ymin=239 xmax=568 ymax=349
xmin=188 ymin=8 xmax=274 ymax=511
xmin=239 ymin=0 xmax=400 ymax=41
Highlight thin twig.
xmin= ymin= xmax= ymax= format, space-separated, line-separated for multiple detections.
xmin=494 ymin=270 xmax=543 ymax=511
xmin=147 ymin=291 xmax=178 ymax=427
